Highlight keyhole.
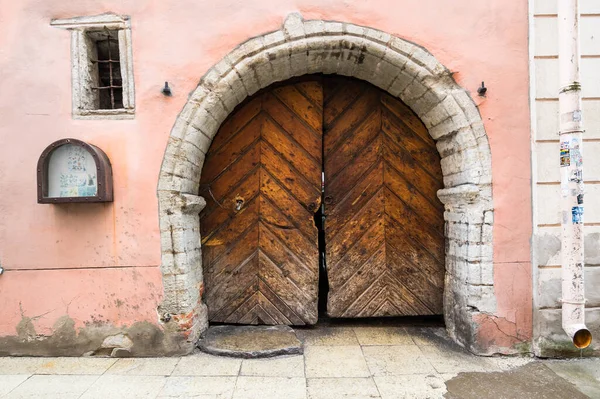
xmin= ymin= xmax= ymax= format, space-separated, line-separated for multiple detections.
xmin=234 ymin=195 xmax=244 ymax=211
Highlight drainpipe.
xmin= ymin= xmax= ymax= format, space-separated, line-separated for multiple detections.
xmin=558 ymin=0 xmax=592 ymax=349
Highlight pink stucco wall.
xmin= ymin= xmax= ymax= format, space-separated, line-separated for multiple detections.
xmin=0 ymin=0 xmax=531 ymax=351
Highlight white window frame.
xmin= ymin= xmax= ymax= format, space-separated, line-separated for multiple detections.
xmin=51 ymin=13 xmax=135 ymax=119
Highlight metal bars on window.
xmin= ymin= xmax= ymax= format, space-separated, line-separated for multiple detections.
xmin=90 ymin=29 xmax=123 ymax=109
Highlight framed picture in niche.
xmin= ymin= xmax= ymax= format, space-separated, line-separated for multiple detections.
xmin=37 ymin=138 xmax=113 ymax=203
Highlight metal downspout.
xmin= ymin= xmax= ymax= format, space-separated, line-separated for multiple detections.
xmin=558 ymin=0 xmax=592 ymax=349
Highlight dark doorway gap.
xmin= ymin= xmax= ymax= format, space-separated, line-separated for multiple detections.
xmin=313 ymin=173 xmax=329 ymax=319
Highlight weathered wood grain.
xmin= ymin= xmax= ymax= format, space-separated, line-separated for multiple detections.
xmin=200 ymin=79 xmax=323 ymax=325
xmin=324 ymin=76 xmax=445 ymax=318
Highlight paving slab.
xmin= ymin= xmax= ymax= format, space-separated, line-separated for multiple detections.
xmin=36 ymin=357 xmax=117 ymax=375
xmin=157 ymin=376 xmax=237 ymax=398
xmin=295 ymin=327 xmax=359 ymax=346
xmin=80 ymin=375 xmax=167 ymax=399
xmin=419 ymin=344 xmax=497 ymax=374
xmin=354 ymin=326 xmax=414 ymax=346
xmin=240 ymin=354 xmax=304 ymax=377
xmin=404 ymin=326 xmax=452 ymax=347
xmin=172 ymin=352 xmax=241 ymax=376
xmin=363 ymin=345 xmax=436 ymax=376
xmin=0 ymin=358 xmax=46 ymax=374
xmin=106 ymin=358 xmax=180 ymax=376
xmin=374 ymin=374 xmax=447 ymax=399
xmin=233 ymin=376 xmax=306 ymax=399
xmin=198 ymin=325 xmax=302 ymax=358
xmin=305 ymin=345 xmax=370 ymax=378
xmin=307 ymin=377 xmax=380 ymax=399
xmin=6 ymin=375 xmax=98 ymax=399
xmin=444 ymin=362 xmax=590 ymax=399
xmin=0 ymin=375 xmax=30 ymax=396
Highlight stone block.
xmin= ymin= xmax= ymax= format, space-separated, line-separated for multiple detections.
xmin=252 ymin=53 xmax=276 ymax=88
xmin=201 ymin=67 xmax=221 ymax=90
xmin=354 ymin=51 xmax=383 ymax=84
xmin=233 ymin=58 xmax=261 ymax=96
xmin=343 ymin=22 xmax=366 ymax=37
xmin=304 ymin=20 xmax=326 ymax=37
xmin=411 ymin=47 xmax=444 ymax=75
xmin=388 ymin=36 xmax=415 ymax=57
xmin=289 ymin=41 xmax=309 ymax=77
xmin=190 ymin=108 xmax=220 ymax=139
xmin=409 ymin=89 xmax=441 ymax=117
xmin=436 ymin=127 xmax=478 ymax=157
xmin=268 ymin=50 xmax=293 ymax=82
xmin=387 ymin=72 xmax=414 ymax=97
xmin=467 ymin=284 xmax=497 ymax=313
xmin=400 ymin=79 xmax=428 ymax=103
xmin=283 ymin=13 xmax=305 ymax=40
xmin=363 ymin=27 xmax=391 ymax=45
xmin=324 ymin=21 xmax=344 ymax=35
xmin=262 ymin=30 xmax=286 ymax=48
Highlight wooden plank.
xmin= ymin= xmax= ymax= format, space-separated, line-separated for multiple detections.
xmin=262 ymin=117 xmax=321 ymax=183
xmin=324 ymin=88 xmax=380 ymax=156
xmin=384 ymin=162 xmax=444 ymax=232
xmin=324 ymin=79 xmax=366 ymax=126
xmin=325 ymin=108 xmax=381 ymax=179
xmin=202 ymin=115 xmax=262 ymax=184
xmin=202 ymin=197 xmax=259 ymax=266
xmin=263 ymin=93 xmax=322 ymax=158
xmin=382 ymin=109 xmax=442 ymax=180
xmin=295 ymin=81 xmax=323 ymax=111
xmin=384 ymin=187 xmax=445 ymax=264
xmin=380 ymin=93 xmax=434 ymax=146
xmin=200 ymin=167 xmax=260 ymax=237
xmin=260 ymin=144 xmax=321 ymax=211
xmin=210 ymin=96 xmax=262 ymax=154
xmin=273 ymin=85 xmax=322 ymax=133
xmin=204 ymin=143 xmax=260 ymax=201
xmin=382 ymin=133 xmax=443 ymax=210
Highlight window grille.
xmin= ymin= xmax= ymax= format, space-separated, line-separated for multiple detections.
xmin=92 ymin=30 xmax=124 ymax=110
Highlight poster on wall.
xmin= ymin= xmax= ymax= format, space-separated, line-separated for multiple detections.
xmin=47 ymin=144 xmax=98 ymax=198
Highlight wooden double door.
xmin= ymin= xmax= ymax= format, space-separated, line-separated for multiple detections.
xmin=199 ymin=76 xmax=445 ymax=325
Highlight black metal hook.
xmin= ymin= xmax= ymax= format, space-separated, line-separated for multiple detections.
xmin=162 ymin=81 xmax=172 ymax=96
xmin=477 ymin=81 xmax=487 ymax=97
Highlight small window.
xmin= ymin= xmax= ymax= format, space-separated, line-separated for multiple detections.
xmin=89 ymin=29 xmax=123 ymax=109
xmin=51 ymin=14 xmax=135 ymax=119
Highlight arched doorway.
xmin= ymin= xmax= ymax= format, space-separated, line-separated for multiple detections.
xmin=157 ymin=14 xmax=494 ymax=354
xmin=198 ymin=75 xmax=444 ymax=325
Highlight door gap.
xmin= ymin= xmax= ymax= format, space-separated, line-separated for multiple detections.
xmin=314 ymin=171 xmax=329 ymax=319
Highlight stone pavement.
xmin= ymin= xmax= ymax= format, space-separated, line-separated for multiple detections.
xmin=0 ymin=325 xmax=599 ymax=398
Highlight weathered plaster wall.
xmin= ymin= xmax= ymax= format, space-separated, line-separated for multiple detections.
xmin=0 ymin=0 xmax=531 ymax=355
xmin=531 ymin=0 xmax=600 ymax=357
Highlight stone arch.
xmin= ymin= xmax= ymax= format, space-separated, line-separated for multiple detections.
xmin=157 ymin=13 xmax=494 ymax=354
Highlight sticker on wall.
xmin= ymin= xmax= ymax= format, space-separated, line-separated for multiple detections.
xmin=569 ymin=169 xmax=583 ymax=183
xmin=572 ymin=206 xmax=584 ymax=224
xmin=560 ymin=141 xmax=570 ymax=167
xmin=563 ymin=210 xmax=570 ymax=224
xmin=570 ymin=138 xmax=583 ymax=167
